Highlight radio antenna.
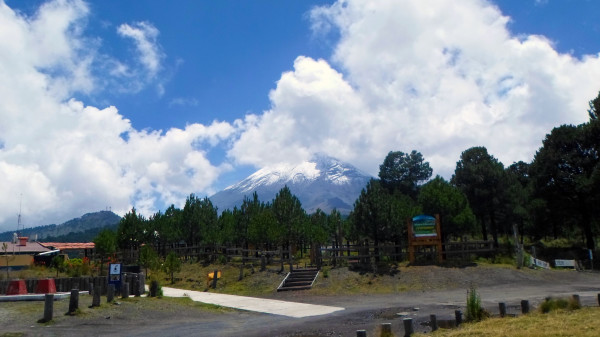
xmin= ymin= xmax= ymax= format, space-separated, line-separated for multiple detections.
xmin=17 ymin=194 xmax=23 ymax=236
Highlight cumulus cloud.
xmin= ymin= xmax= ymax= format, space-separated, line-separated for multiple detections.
xmin=3 ymin=0 xmax=600 ymax=231
xmin=0 ymin=0 xmax=233 ymax=230
xmin=230 ymin=0 xmax=600 ymax=178
xmin=117 ymin=21 xmax=164 ymax=79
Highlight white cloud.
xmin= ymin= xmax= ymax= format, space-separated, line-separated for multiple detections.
xmin=230 ymin=0 xmax=600 ymax=178
xmin=169 ymin=97 xmax=200 ymax=108
xmin=3 ymin=0 xmax=600 ymax=231
xmin=0 ymin=0 xmax=233 ymax=231
xmin=117 ymin=21 xmax=164 ymax=79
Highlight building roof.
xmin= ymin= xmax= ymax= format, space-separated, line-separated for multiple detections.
xmin=0 ymin=241 xmax=52 ymax=254
xmin=40 ymin=242 xmax=95 ymax=250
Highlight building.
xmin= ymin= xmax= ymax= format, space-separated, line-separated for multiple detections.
xmin=0 ymin=237 xmax=52 ymax=270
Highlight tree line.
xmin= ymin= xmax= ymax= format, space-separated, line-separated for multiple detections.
xmin=97 ymin=92 xmax=600 ymax=258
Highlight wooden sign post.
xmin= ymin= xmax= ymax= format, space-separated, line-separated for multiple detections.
xmin=407 ymin=214 xmax=443 ymax=264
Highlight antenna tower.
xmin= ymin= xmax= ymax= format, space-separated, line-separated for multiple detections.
xmin=17 ymin=194 xmax=23 ymax=237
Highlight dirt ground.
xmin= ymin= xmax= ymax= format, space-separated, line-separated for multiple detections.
xmin=2 ymin=265 xmax=600 ymax=337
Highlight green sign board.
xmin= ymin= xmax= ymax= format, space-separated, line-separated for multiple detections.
xmin=412 ymin=215 xmax=437 ymax=237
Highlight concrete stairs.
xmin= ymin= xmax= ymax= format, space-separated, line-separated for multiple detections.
xmin=277 ymin=268 xmax=319 ymax=292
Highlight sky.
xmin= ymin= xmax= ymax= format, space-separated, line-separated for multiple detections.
xmin=1 ymin=0 xmax=600 ymax=232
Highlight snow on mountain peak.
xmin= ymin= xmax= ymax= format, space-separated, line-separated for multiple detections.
xmin=226 ymin=160 xmax=320 ymax=192
xmin=212 ymin=154 xmax=372 ymax=214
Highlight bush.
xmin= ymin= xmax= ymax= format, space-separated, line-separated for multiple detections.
xmin=539 ymin=297 xmax=569 ymax=313
xmin=539 ymin=296 xmax=581 ymax=313
xmin=466 ymin=286 xmax=488 ymax=322
xmin=65 ymin=258 xmax=91 ymax=277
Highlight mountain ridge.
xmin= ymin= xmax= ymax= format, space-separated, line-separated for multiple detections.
xmin=0 ymin=211 xmax=121 ymax=242
xmin=211 ymin=154 xmax=372 ymax=214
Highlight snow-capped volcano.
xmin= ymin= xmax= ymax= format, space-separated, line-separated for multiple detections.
xmin=210 ymin=154 xmax=372 ymax=214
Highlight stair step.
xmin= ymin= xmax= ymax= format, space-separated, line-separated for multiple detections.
xmin=283 ymin=281 xmax=312 ymax=287
xmin=276 ymin=269 xmax=320 ymax=292
xmin=287 ymin=276 xmax=315 ymax=280
xmin=277 ymin=285 xmax=312 ymax=292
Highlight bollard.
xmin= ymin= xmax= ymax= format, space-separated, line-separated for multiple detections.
xmin=261 ymin=255 xmax=266 ymax=271
xmin=107 ymin=284 xmax=115 ymax=303
xmin=430 ymin=314 xmax=438 ymax=331
xmin=68 ymin=289 xmax=79 ymax=315
xmin=133 ymin=276 xmax=141 ymax=297
xmin=380 ymin=322 xmax=392 ymax=337
xmin=41 ymin=293 xmax=54 ymax=323
xmin=356 ymin=330 xmax=367 ymax=337
xmin=91 ymin=286 xmax=101 ymax=307
xmin=239 ymin=265 xmax=244 ymax=281
xmin=521 ymin=300 xmax=529 ymax=314
xmin=455 ymin=310 xmax=463 ymax=326
xmin=121 ymin=281 xmax=129 ymax=299
xmin=571 ymin=294 xmax=581 ymax=308
xmin=150 ymin=280 xmax=158 ymax=297
xmin=139 ymin=273 xmax=146 ymax=295
xmin=403 ymin=318 xmax=414 ymax=337
xmin=213 ymin=269 xmax=219 ymax=289
xmin=499 ymin=302 xmax=507 ymax=317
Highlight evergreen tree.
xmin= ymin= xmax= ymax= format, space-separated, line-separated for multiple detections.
xmin=452 ymin=147 xmax=505 ymax=246
xmin=379 ymin=150 xmax=433 ymax=198
xmin=418 ymin=176 xmax=476 ymax=241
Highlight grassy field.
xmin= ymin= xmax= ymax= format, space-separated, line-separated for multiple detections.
xmin=414 ymin=307 xmax=600 ymax=337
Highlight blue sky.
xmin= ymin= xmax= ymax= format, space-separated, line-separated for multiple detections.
xmin=1 ymin=0 xmax=600 ymax=231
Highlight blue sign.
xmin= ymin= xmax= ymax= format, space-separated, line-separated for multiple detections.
xmin=108 ymin=263 xmax=122 ymax=291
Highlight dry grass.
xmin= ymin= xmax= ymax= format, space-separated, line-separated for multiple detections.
xmin=415 ymin=308 xmax=600 ymax=337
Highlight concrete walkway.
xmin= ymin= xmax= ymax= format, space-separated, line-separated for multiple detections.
xmin=161 ymin=286 xmax=344 ymax=318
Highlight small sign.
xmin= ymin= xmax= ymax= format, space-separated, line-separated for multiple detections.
xmin=108 ymin=263 xmax=122 ymax=291
xmin=109 ymin=263 xmax=121 ymax=275
xmin=531 ymin=257 xmax=550 ymax=269
xmin=412 ymin=215 xmax=437 ymax=237
xmin=555 ymin=259 xmax=576 ymax=268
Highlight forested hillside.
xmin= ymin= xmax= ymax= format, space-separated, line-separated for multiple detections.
xmin=0 ymin=211 xmax=121 ymax=242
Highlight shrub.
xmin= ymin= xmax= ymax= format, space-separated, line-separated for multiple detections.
xmin=539 ymin=297 xmax=569 ymax=313
xmin=466 ymin=286 xmax=488 ymax=322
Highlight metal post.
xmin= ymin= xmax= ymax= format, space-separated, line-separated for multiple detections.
xmin=121 ymin=281 xmax=129 ymax=299
xmin=403 ymin=318 xmax=414 ymax=337
xmin=107 ymin=284 xmax=115 ymax=303
xmin=91 ymin=286 xmax=101 ymax=307
xmin=455 ymin=310 xmax=463 ymax=326
xmin=380 ymin=323 xmax=392 ymax=336
xmin=572 ymin=294 xmax=581 ymax=308
xmin=42 ymin=293 xmax=54 ymax=323
xmin=430 ymin=314 xmax=438 ymax=331
xmin=499 ymin=302 xmax=507 ymax=317
xmin=68 ymin=289 xmax=79 ymax=314
xmin=212 ymin=269 xmax=219 ymax=289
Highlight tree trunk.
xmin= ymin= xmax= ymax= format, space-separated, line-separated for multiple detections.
xmin=581 ymin=209 xmax=595 ymax=250
xmin=479 ymin=217 xmax=488 ymax=241
xmin=490 ymin=211 xmax=499 ymax=248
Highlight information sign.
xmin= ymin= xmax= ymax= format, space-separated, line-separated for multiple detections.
xmin=554 ymin=259 xmax=576 ymax=268
xmin=108 ymin=263 xmax=122 ymax=289
xmin=412 ymin=215 xmax=437 ymax=237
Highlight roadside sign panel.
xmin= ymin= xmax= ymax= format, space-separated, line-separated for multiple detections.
xmin=109 ymin=263 xmax=122 ymax=290
xmin=412 ymin=215 xmax=437 ymax=237
xmin=554 ymin=259 xmax=576 ymax=268
xmin=531 ymin=257 xmax=550 ymax=269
